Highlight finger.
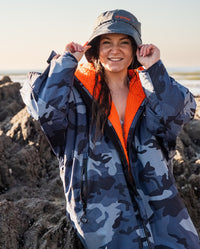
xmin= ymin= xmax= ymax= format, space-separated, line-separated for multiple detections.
xmin=65 ymin=42 xmax=76 ymax=53
xmin=146 ymin=44 xmax=155 ymax=56
xmin=142 ymin=45 xmax=148 ymax=57
xmin=145 ymin=45 xmax=152 ymax=56
xmin=73 ymin=43 xmax=79 ymax=52
xmin=72 ymin=42 xmax=77 ymax=52
xmin=83 ymin=45 xmax=91 ymax=53
xmin=139 ymin=44 xmax=149 ymax=57
xmin=76 ymin=43 xmax=84 ymax=52
xmin=76 ymin=43 xmax=85 ymax=52
xmin=143 ymin=45 xmax=148 ymax=57
xmin=140 ymin=44 xmax=155 ymax=57
xmin=139 ymin=45 xmax=145 ymax=57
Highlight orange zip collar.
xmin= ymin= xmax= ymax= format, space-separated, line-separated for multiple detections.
xmin=75 ymin=62 xmax=145 ymax=164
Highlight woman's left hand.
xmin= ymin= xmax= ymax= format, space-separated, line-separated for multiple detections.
xmin=136 ymin=44 xmax=160 ymax=69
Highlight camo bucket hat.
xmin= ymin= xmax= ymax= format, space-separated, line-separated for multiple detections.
xmin=85 ymin=9 xmax=142 ymax=62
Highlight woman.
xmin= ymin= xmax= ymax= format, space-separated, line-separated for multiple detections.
xmin=21 ymin=9 xmax=200 ymax=249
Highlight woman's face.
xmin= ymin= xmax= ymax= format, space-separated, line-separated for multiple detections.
xmin=99 ymin=33 xmax=133 ymax=74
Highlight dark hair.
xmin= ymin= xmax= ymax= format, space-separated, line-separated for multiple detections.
xmin=88 ymin=35 xmax=141 ymax=138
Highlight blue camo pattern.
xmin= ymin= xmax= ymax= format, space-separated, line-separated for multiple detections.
xmin=20 ymin=52 xmax=200 ymax=249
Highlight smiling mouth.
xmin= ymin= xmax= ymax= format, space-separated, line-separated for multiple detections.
xmin=108 ymin=58 xmax=123 ymax=62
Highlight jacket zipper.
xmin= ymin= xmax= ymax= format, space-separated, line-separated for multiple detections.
xmin=126 ymin=99 xmax=147 ymax=148
xmin=142 ymin=220 xmax=152 ymax=249
xmin=80 ymin=153 xmax=88 ymax=223
xmin=127 ymin=99 xmax=152 ymax=249
xmin=106 ymin=123 xmax=139 ymax=200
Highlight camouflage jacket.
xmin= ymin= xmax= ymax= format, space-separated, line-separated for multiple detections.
xmin=21 ymin=52 xmax=200 ymax=249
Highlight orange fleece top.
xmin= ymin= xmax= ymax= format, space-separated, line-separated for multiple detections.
xmin=75 ymin=62 xmax=145 ymax=165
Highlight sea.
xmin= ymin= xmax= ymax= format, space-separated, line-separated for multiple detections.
xmin=0 ymin=67 xmax=200 ymax=96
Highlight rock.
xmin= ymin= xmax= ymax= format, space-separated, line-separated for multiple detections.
xmin=0 ymin=79 xmax=84 ymax=248
xmin=189 ymin=174 xmax=200 ymax=198
xmin=0 ymin=200 xmax=23 ymax=248
xmin=184 ymin=119 xmax=200 ymax=147
xmin=0 ymin=75 xmax=12 ymax=85
xmin=0 ymin=81 xmax=24 ymax=122
xmin=173 ymin=110 xmax=200 ymax=235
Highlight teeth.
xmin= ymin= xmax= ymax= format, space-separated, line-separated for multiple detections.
xmin=109 ymin=58 xmax=121 ymax=61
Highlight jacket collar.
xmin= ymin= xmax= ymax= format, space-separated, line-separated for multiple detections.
xmin=75 ymin=62 xmax=145 ymax=164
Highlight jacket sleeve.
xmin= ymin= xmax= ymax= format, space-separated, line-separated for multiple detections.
xmin=20 ymin=52 xmax=78 ymax=156
xmin=138 ymin=60 xmax=196 ymax=149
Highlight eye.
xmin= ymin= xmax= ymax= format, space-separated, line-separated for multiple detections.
xmin=101 ymin=40 xmax=111 ymax=45
xmin=121 ymin=40 xmax=131 ymax=45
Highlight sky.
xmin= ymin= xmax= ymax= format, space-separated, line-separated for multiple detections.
xmin=0 ymin=0 xmax=200 ymax=70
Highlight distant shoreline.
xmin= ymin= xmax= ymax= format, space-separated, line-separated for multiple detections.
xmin=0 ymin=66 xmax=200 ymax=76
xmin=0 ymin=69 xmax=43 ymax=75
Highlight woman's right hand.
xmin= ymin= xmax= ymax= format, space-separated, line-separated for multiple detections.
xmin=65 ymin=42 xmax=91 ymax=62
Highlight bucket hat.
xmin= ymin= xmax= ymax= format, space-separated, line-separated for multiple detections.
xmin=85 ymin=9 xmax=142 ymax=62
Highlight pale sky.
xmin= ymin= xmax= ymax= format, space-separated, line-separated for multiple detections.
xmin=0 ymin=0 xmax=200 ymax=70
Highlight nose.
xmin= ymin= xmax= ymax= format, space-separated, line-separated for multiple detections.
xmin=110 ymin=44 xmax=120 ymax=54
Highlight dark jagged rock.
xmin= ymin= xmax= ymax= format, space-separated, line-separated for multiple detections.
xmin=0 ymin=80 xmax=24 ymax=122
xmin=0 ymin=75 xmax=12 ymax=85
xmin=0 ymin=80 xmax=84 ymax=249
